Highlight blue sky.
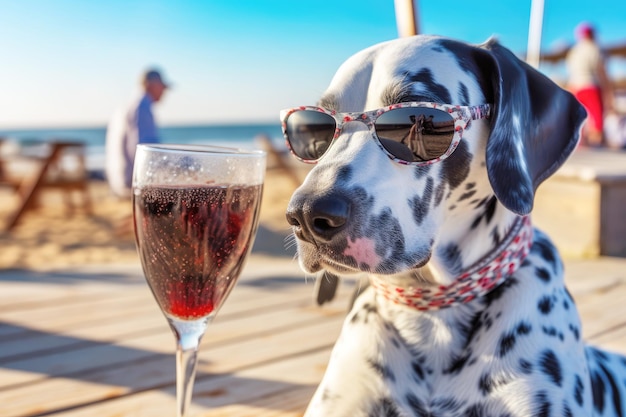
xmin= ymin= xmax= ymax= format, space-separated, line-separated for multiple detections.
xmin=0 ymin=0 xmax=624 ymax=128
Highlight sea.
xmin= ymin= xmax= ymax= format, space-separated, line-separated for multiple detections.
xmin=0 ymin=123 xmax=284 ymax=175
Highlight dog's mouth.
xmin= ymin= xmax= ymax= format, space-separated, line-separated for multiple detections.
xmin=295 ymin=235 xmax=433 ymax=281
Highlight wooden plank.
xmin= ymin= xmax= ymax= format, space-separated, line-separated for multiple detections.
xmin=600 ymin=183 xmax=626 ymax=256
xmin=0 ymin=296 xmax=323 ymax=362
xmin=0 ymin=258 xmax=352 ymax=415
xmin=0 ymin=317 xmax=344 ymax=416
xmin=533 ymin=179 xmax=600 ymax=258
xmin=0 ymin=278 xmax=347 ymax=362
xmin=0 ymin=274 xmax=146 ymax=313
xmin=533 ymin=149 xmax=626 ymax=257
xmin=558 ymin=149 xmax=626 ymax=182
xmin=0 ymin=276 xmax=319 ymax=336
xmin=574 ymin=284 xmax=626 ymax=339
xmin=0 ymin=292 xmax=348 ymax=384
xmin=39 ymin=348 xmax=333 ymax=417
xmin=3 ymin=255 xmax=624 ymax=417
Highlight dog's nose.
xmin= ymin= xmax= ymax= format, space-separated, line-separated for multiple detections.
xmin=286 ymin=194 xmax=350 ymax=242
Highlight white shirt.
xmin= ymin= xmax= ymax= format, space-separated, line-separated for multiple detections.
xmin=566 ymin=39 xmax=603 ymax=89
xmin=105 ymin=93 xmax=159 ymax=198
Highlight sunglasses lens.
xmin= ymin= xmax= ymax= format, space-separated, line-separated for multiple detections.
xmin=285 ymin=111 xmax=336 ymax=161
xmin=375 ymin=108 xmax=456 ymax=162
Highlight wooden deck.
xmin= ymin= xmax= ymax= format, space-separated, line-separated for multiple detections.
xmin=2 ymin=254 xmax=626 ymax=416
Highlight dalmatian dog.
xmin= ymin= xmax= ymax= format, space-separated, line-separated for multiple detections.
xmin=283 ymin=35 xmax=626 ymax=416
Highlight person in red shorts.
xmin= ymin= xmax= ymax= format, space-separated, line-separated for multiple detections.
xmin=566 ymin=22 xmax=614 ymax=147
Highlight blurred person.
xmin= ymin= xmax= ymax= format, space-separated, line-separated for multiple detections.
xmin=105 ymin=68 xmax=170 ymax=198
xmin=566 ymin=22 xmax=614 ymax=147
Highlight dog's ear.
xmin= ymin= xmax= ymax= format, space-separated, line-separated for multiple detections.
xmin=478 ymin=39 xmax=586 ymax=216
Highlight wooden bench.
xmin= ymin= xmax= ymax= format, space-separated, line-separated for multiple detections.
xmin=2 ymin=141 xmax=92 ymax=231
xmin=533 ymin=148 xmax=626 ymax=258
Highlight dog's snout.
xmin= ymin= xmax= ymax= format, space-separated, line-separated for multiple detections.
xmin=286 ymin=194 xmax=351 ymax=242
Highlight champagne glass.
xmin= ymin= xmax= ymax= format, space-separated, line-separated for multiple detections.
xmin=132 ymin=144 xmax=265 ymax=416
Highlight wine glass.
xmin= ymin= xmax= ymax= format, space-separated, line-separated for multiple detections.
xmin=132 ymin=144 xmax=266 ymax=416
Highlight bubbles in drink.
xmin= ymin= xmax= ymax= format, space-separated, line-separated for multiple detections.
xmin=134 ymin=184 xmax=263 ymax=320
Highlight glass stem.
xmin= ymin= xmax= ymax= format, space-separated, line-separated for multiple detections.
xmin=170 ymin=317 xmax=211 ymax=417
xmin=176 ymin=343 xmax=199 ymax=417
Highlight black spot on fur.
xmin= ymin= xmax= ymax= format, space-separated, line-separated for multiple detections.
xmin=474 ymin=196 xmax=490 ymax=208
xmin=478 ymin=372 xmax=493 ymax=395
xmin=446 ymin=350 xmax=474 ymax=375
xmin=574 ymin=374 xmax=584 ymax=406
xmin=591 ymin=348 xmax=610 ymax=362
xmin=490 ymin=228 xmax=501 ymax=247
xmin=563 ymin=402 xmax=573 ymax=417
xmin=517 ymin=321 xmax=532 ymax=335
xmin=459 ymin=82 xmax=470 ymax=105
xmin=470 ymin=196 xmax=498 ymax=229
xmin=539 ymin=350 xmax=562 ymax=386
xmin=591 ymin=368 xmax=606 ymax=413
xmin=497 ymin=321 xmax=532 ymax=358
xmin=463 ymin=403 xmax=493 ymax=417
xmin=596 ymin=360 xmax=624 ymax=416
xmin=498 ymin=332 xmax=516 ymax=357
xmin=438 ymin=244 xmax=463 ymax=275
xmin=542 ymin=326 xmax=564 ymax=341
xmin=406 ymin=394 xmax=466 ymax=416
xmin=531 ymin=236 xmax=558 ymax=271
xmin=535 ymin=266 xmax=551 ymax=283
xmin=390 ymin=337 xmax=401 ymax=349
xmin=412 ymin=360 xmax=425 ymax=381
xmin=440 ymin=141 xmax=472 ymax=191
xmin=431 ymin=397 xmax=465 ymax=415
xmin=458 ymin=189 xmax=477 ymax=202
xmin=434 ymin=183 xmax=446 ymax=207
xmin=410 ymin=176 xmax=434 ymax=226
xmin=406 ymin=393 xmax=427 ymax=416
xmin=405 ymin=68 xmax=452 ymax=103
xmin=519 ymin=358 xmax=533 ymax=374
xmin=534 ymin=391 xmax=551 ymax=417
xmin=336 ymin=164 xmax=353 ymax=183
xmin=478 ymin=373 xmax=511 ymax=397
xmin=537 ymin=295 xmax=554 ymax=314
xmin=350 ymin=302 xmax=378 ymax=324
xmin=446 ymin=312 xmax=486 ymax=375
xmin=483 ymin=277 xmax=519 ymax=307
xmin=370 ymin=397 xmax=402 ymax=417
xmin=569 ymin=324 xmax=580 ymax=341
xmin=435 ymin=39 xmax=495 ymax=98
xmin=413 ymin=165 xmax=430 ymax=180
xmin=367 ymin=358 xmax=396 ymax=382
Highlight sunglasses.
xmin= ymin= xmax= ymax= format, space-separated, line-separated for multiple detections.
xmin=280 ymin=102 xmax=491 ymax=166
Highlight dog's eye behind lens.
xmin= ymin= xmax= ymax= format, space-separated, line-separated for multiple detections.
xmin=287 ymin=111 xmax=335 ymax=160
xmin=376 ymin=108 xmax=455 ymax=161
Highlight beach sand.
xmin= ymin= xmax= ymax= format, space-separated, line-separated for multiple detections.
xmin=0 ymin=165 xmax=307 ymax=271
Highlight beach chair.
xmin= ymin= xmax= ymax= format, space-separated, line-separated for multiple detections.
xmin=0 ymin=138 xmax=23 ymax=192
xmin=4 ymin=141 xmax=92 ymax=231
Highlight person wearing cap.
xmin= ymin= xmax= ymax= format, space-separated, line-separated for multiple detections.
xmin=566 ymin=22 xmax=614 ymax=147
xmin=105 ymin=68 xmax=170 ymax=198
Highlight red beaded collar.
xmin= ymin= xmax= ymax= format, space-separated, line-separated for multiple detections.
xmin=369 ymin=216 xmax=533 ymax=311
